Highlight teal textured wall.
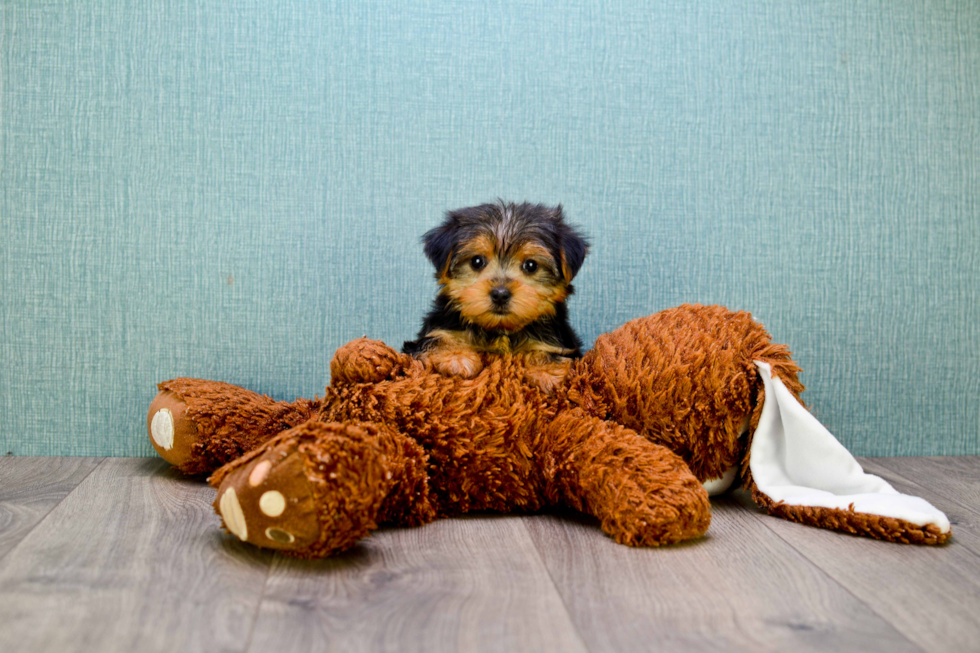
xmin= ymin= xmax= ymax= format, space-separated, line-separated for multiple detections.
xmin=2 ymin=1 xmax=978 ymax=457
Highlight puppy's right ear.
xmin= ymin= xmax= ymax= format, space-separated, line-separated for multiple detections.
xmin=422 ymin=216 xmax=459 ymax=275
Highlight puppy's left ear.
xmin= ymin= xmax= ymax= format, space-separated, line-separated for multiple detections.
xmin=554 ymin=205 xmax=589 ymax=282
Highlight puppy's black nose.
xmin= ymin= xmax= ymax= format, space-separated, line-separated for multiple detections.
xmin=490 ymin=287 xmax=512 ymax=306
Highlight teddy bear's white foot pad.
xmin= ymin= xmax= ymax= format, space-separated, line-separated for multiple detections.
xmin=150 ymin=408 xmax=175 ymax=451
xmin=703 ymin=465 xmax=739 ymax=496
xmin=749 ymin=361 xmax=949 ymax=534
xmin=218 ymin=487 xmax=248 ymax=541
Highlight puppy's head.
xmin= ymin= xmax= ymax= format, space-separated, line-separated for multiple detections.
xmin=422 ymin=201 xmax=589 ymax=332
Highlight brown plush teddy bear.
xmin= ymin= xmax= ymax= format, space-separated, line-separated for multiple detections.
xmin=147 ymin=304 xmax=950 ymax=558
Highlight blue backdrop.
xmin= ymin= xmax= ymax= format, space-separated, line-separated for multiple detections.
xmin=2 ymin=0 xmax=978 ymax=457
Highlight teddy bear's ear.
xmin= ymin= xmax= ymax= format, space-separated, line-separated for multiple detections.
xmin=747 ymin=361 xmax=951 ymax=544
xmin=554 ymin=205 xmax=590 ymax=282
xmin=421 ymin=215 xmax=460 ymax=276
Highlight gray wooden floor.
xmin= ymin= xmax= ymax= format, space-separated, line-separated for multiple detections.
xmin=0 ymin=457 xmax=977 ymax=653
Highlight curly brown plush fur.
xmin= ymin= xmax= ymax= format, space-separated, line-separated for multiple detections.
xmin=147 ymin=304 xmax=948 ymax=558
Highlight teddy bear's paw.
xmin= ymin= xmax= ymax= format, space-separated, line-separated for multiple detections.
xmin=605 ymin=488 xmax=712 ymax=548
xmin=212 ymin=443 xmax=322 ymax=553
xmin=147 ymin=390 xmax=202 ymax=470
xmin=331 ymin=337 xmax=407 ymax=385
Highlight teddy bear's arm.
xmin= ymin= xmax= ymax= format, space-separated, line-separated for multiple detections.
xmin=148 ymin=378 xmax=317 ymax=475
xmin=330 ymin=338 xmax=421 ymax=386
xmin=542 ymin=409 xmax=711 ymax=546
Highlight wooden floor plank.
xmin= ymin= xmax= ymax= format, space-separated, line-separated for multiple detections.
xmin=0 ymin=458 xmax=272 ymax=653
xmin=0 ymin=456 xmax=976 ymax=653
xmin=858 ymin=457 xmax=980 ymax=559
xmin=736 ymin=457 xmax=980 ymax=653
xmin=247 ymin=515 xmax=588 ymax=653
xmin=525 ymin=498 xmax=921 ymax=653
xmin=0 ymin=456 xmax=102 ymax=560
xmin=866 ymin=456 xmax=980 ymax=520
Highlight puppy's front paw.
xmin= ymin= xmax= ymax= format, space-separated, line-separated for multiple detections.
xmin=523 ymin=356 xmax=571 ymax=394
xmin=422 ymin=349 xmax=484 ymax=378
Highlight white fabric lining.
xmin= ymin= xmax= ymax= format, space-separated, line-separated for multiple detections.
xmin=749 ymin=361 xmax=949 ymax=533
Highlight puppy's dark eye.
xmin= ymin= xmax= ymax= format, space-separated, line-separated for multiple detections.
xmin=470 ymin=256 xmax=486 ymax=271
xmin=521 ymin=259 xmax=538 ymax=274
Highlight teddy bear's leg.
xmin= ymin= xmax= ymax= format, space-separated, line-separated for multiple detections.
xmin=543 ymin=409 xmax=711 ymax=547
xmin=745 ymin=361 xmax=951 ymax=544
xmin=210 ymin=420 xmax=435 ymax=558
xmin=147 ymin=378 xmax=317 ymax=476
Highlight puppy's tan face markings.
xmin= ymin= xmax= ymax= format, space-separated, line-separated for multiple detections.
xmin=439 ymin=235 xmax=567 ymax=332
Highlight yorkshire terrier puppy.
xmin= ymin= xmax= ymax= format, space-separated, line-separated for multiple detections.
xmin=403 ymin=201 xmax=589 ymax=392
